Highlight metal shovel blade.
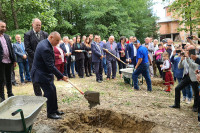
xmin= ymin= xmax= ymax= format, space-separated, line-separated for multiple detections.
xmin=84 ymin=91 xmax=100 ymax=109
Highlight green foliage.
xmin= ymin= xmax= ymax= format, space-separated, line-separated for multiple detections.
xmin=0 ymin=0 xmax=158 ymax=43
xmin=166 ymin=0 xmax=200 ymax=34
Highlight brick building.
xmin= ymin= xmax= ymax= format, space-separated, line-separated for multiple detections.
xmin=157 ymin=6 xmax=198 ymax=42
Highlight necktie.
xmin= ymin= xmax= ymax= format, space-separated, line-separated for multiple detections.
xmin=36 ymin=32 xmax=40 ymax=39
xmin=110 ymin=44 xmax=112 ymax=50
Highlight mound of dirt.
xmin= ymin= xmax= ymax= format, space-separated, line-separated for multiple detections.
xmin=58 ymin=109 xmax=169 ymax=133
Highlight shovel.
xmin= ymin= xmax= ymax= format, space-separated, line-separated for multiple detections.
xmin=103 ymin=48 xmax=133 ymax=68
xmin=68 ymin=80 xmax=100 ymax=109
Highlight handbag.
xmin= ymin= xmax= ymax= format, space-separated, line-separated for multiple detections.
xmin=71 ymin=55 xmax=75 ymax=62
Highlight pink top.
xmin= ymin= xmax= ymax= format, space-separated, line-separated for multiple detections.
xmin=0 ymin=34 xmax=11 ymax=63
xmin=155 ymin=48 xmax=165 ymax=60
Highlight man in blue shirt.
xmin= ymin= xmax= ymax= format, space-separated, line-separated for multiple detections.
xmin=13 ymin=34 xmax=31 ymax=84
xmin=132 ymin=41 xmax=152 ymax=91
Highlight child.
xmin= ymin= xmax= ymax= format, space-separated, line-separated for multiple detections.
xmin=160 ymin=52 xmax=174 ymax=92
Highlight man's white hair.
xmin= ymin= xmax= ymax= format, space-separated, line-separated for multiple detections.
xmin=63 ymin=36 xmax=69 ymax=40
xmin=109 ymin=35 xmax=115 ymax=39
xmin=32 ymin=18 xmax=41 ymax=24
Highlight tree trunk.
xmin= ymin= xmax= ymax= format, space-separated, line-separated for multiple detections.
xmin=0 ymin=1 xmax=6 ymax=22
xmin=11 ymin=0 xmax=19 ymax=29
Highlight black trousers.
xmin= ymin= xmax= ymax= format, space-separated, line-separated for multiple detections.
xmin=38 ymin=81 xmax=58 ymax=115
xmin=0 ymin=63 xmax=14 ymax=100
xmin=156 ymin=61 xmax=163 ymax=77
xmin=85 ymin=57 xmax=92 ymax=76
xmin=11 ymin=65 xmax=16 ymax=83
xmin=76 ymin=59 xmax=84 ymax=77
xmin=174 ymin=74 xmax=199 ymax=109
xmin=118 ymin=57 xmax=126 ymax=74
xmin=94 ymin=61 xmax=103 ymax=81
xmin=28 ymin=57 xmax=42 ymax=96
xmin=67 ymin=56 xmax=71 ymax=77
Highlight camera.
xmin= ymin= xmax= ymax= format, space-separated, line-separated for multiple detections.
xmin=182 ymin=44 xmax=186 ymax=49
xmin=180 ymin=52 xmax=185 ymax=56
xmin=176 ymin=50 xmax=181 ymax=53
xmin=187 ymin=36 xmax=193 ymax=40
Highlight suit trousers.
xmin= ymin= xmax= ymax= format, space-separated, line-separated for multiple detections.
xmin=11 ymin=64 xmax=16 ymax=83
xmin=118 ymin=57 xmax=126 ymax=74
xmin=38 ymin=81 xmax=58 ymax=115
xmin=28 ymin=57 xmax=42 ymax=96
xmin=106 ymin=60 xmax=117 ymax=79
xmin=85 ymin=57 xmax=92 ymax=76
xmin=76 ymin=59 xmax=84 ymax=77
xmin=0 ymin=63 xmax=14 ymax=100
xmin=94 ymin=61 xmax=103 ymax=81
xmin=64 ymin=56 xmax=71 ymax=77
xmin=174 ymin=74 xmax=199 ymax=109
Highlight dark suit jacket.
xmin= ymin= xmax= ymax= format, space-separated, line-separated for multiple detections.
xmin=31 ymin=39 xmax=63 ymax=83
xmin=60 ymin=43 xmax=72 ymax=61
xmin=91 ymin=42 xmax=103 ymax=63
xmin=54 ymin=46 xmax=66 ymax=65
xmin=13 ymin=42 xmax=27 ymax=62
xmin=0 ymin=34 xmax=16 ymax=63
xmin=127 ymin=43 xmax=135 ymax=60
xmin=72 ymin=43 xmax=85 ymax=61
xmin=24 ymin=30 xmax=48 ymax=63
xmin=117 ymin=42 xmax=127 ymax=58
xmin=103 ymin=42 xmax=119 ymax=61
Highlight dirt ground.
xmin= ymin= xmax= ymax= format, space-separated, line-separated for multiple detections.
xmin=10 ymin=69 xmax=200 ymax=133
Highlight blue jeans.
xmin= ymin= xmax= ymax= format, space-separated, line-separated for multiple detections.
xmin=132 ymin=63 xmax=152 ymax=91
xmin=18 ymin=60 xmax=31 ymax=83
xmin=102 ymin=57 xmax=107 ymax=74
xmin=70 ymin=61 xmax=75 ymax=75
xmin=177 ymin=78 xmax=193 ymax=99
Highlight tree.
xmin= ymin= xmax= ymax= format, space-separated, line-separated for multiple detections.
xmin=164 ymin=0 xmax=200 ymax=35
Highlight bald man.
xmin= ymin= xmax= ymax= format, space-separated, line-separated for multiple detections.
xmin=170 ymin=45 xmax=200 ymax=112
xmin=31 ymin=32 xmax=68 ymax=119
xmin=0 ymin=21 xmax=16 ymax=102
xmin=24 ymin=18 xmax=48 ymax=96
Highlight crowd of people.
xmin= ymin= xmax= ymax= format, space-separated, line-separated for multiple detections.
xmin=0 ymin=18 xmax=200 ymax=122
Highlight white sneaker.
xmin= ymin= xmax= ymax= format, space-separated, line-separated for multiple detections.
xmin=186 ymin=98 xmax=192 ymax=104
xmin=182 ymin=97 xmax=186 ymax=102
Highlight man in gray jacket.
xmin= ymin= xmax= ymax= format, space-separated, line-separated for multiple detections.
xmin=142 ymin=37 xmax=154 ymax=77
xmin=170 ymin=45 xmax=199 ymax=112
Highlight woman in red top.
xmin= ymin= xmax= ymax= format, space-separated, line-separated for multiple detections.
xmin=54 ymin=43 xmax=66 ymax=80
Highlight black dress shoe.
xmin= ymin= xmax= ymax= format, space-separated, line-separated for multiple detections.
xmin=192 ymin=107 xmax=198 ymax=112
xmin=86 ymin=75 xmax=90 ymax=77
xmin=90 ymin=74 xmax=93 ymax=76
xmin=169 ymin=105 xmax=180 ymax=108
xmin=56 ymin=111 xmax=64 ymax=115
xmin=47 ymin=113 xmax=62 ymax=119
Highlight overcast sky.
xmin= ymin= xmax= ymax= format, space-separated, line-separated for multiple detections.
xmin=152 ymin=0 xmax=168 ymax=19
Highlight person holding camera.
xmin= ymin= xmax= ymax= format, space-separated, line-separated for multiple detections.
xmin=170 ymin=45 xmax=200 ymax=112
xmin=171 ymin=46 xmax=193 ymax=103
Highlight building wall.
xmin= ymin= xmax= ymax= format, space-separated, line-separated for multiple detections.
xmin=158 ymin=21 xmax=179 ymax=35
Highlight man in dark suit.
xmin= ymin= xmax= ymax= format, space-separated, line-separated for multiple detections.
xmin=91 ymin=35 xmax=104 ymax=83
xmin=103 ymin=36 xmax=120 ymax=80
xmin=31 ymin=31 xmax=68 ymax=119
xmin=126 ymin=36 xmax=137 ymax=67
xmin=60 ymin=36 xmax=72 ymax=78
xmin=0 ymin=21 xmax=16 ymax=102
xmin=24 ymin=18 xmax=48 ymax=96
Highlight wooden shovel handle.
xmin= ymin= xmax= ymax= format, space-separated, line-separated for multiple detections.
xmin=68 ymin=80 xmax=84 ymax=95
xmin=103 ymin=48 xmax=127 ymax=65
